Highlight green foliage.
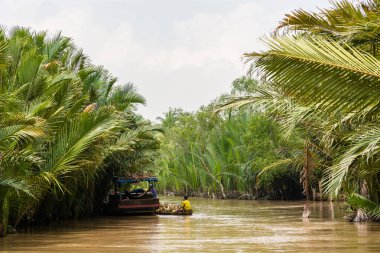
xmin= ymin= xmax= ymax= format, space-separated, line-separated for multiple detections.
xmin=0 ymin=27 xmax=159 ymax=236
xmin=219 ymin=0 xmax=380 ymax=217
xmin=346 ymin=193 xmax=380 ymax=221
xmin=156 ymin=98 xmax=303 ymax=199
xmin=231 ymin=77 xmax=259 ymax=95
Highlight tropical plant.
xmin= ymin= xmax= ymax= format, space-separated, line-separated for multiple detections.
xmin=0 ymin=27 xmax=159 ymax=236
xmin=156 ymin=91 xmax=303 ymax=200
xmin=218 ymin=0 xmax=380 ymax=220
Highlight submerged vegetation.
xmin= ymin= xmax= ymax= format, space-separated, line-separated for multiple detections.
xmin=0 ymin=27 xmax=160 ymax=236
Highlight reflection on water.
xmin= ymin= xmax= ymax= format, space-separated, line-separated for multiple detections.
xmin=2 ymin=198 xmax=380 ymax=252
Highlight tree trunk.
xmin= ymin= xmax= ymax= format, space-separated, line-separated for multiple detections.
xmin=318 ymin=180 xmax=323 ymax=201
xmin=359 ymin=180 xmax=369 ymax=199
xmin=0 ymin=194 xmax=9 ymax=237
xmin=301 ymin=141 xmax=313 ymax=217
xmin=303 ymin=202 xmax=311 ymax=218
xmin=353 ymin=208 xmax=369 ymax=222
xmin=0 ymin=224 xmax=5 ymax=237
xmin=301 ymin=141 xmax=312 ymax=201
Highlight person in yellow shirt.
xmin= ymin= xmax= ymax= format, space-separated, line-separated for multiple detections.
xmin=180 ymin=195 xmax=193 ymax=215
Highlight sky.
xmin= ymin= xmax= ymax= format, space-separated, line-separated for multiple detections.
xmin=0 ymin=0 xmax=332 ymax=120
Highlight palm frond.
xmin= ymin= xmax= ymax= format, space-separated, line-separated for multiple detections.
xmin=323 ymin=125 xmax=380 ymax=195
xmin=245 ymin=35 xmax=380 ymax=120
xmin=0 ymin=177 xmax=34 ymax=197
xmin=42 ymin=112 xmax=119 ymax=177
xmin=257 ymin=158 xmax=300 ymax=179
xmin=107 ymin=83 xmax=146 ymax=110
xmin=278 ymin=0 xmax=377 ymax=45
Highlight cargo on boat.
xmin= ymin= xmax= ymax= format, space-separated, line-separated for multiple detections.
xmin=105 ymin=176 xmax=160 ymax=215
xmin=155 ymin=203 xmax=193 ymax=215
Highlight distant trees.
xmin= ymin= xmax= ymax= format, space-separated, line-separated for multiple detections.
xmin=156 ymin=79 xmax=303 ymax=200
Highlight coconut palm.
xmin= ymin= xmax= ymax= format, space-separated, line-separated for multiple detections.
xmin=227 ymin=0 xmax=380 ymax=219
xmin=214 ymin=1 xmax=380 ymax=219
xmin=246 ymin=30 xmax=380 ymax=195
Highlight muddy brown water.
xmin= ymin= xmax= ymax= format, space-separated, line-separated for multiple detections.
xmin=2 ymin=197 xmax=380 ymax=252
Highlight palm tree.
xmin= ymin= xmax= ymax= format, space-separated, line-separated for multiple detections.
xmin=0 ymin=27 xmax=159 ymax=236
xmin=221 ymin=0 xmax=380 ymax=219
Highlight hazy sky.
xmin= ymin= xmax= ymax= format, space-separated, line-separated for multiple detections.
xmin=1 ymin=0 xmax=332 ymax=120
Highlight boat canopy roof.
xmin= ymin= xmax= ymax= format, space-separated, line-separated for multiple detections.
xmin=113 ymin=176 xmax=158 ymax=184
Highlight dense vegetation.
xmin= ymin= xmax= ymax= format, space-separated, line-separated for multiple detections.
xmin=156 ymin=79 xmax=305 ymax=200
xmin=225 ymin=0 xmax=380 ymax=220
xmin=0 ymin=28 xmax=159 ymax=236
xmin=158 ymin=0 xmax=380 ymax=221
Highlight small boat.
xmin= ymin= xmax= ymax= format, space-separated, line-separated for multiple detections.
xmin=105 ymin=176 xmax=160 ymax=215
xmin=155 ymin=203 xmax=193 ymax=215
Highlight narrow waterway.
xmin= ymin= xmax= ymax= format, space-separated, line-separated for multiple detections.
xmin=2 ymin=197 xmax=380 ymax=252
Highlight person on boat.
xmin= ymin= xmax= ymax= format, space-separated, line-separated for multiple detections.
xmin=180 ymin=195 xmax=193 ymax=215
xmin=149 ymin=184 xmax=158 ymax=199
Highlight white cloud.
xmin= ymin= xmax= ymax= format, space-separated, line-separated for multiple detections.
xmin=142 ymin=3 xmax=265 ymax=73
xmin=134 ymin=2 xmax=277 ymax=119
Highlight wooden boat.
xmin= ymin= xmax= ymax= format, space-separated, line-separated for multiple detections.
xmin=105 ymin=176 xmax=160 ymax=215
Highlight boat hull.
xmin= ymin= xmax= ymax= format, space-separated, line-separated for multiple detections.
xmin=106 ymin=195 xmax=160 ymax=215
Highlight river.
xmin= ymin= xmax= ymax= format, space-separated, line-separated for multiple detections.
xmin=2 ymin=197 xmax=380 ymax=252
